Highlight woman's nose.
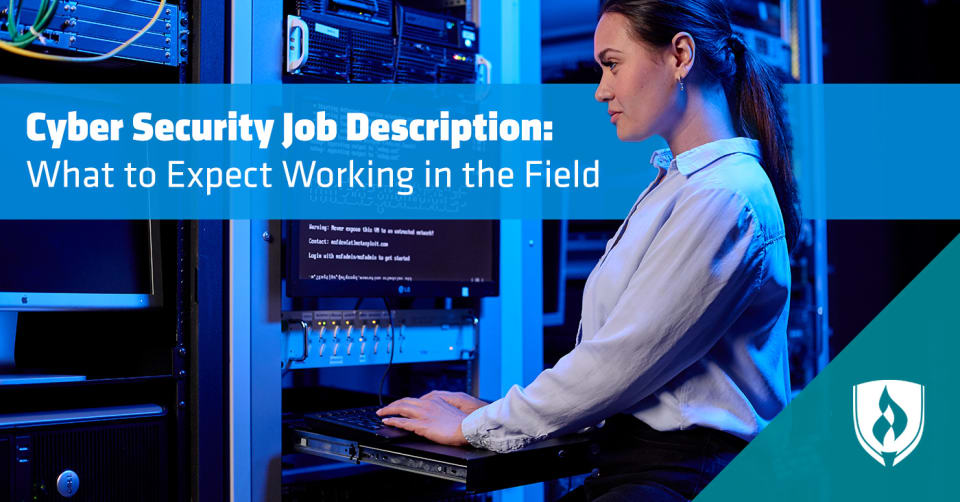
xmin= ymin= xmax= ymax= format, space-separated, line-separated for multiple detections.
xmin=595 ymin=80 xmax=613 ymax=102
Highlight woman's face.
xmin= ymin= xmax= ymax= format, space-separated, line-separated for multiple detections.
xmin=594 ymin=12 xmax=680 ymax=142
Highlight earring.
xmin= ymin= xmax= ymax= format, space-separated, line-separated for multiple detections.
xmin=679 ymin=77 xmax=685 ymax=92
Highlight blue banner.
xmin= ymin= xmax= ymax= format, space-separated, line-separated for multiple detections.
xmin=0 ymin=84 xmax=957 ymax=219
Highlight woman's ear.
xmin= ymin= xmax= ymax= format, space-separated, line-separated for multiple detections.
xmin=670 ymin=31 xmax=696 ymax=81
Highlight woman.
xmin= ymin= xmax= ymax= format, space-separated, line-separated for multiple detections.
xmin=378 ymin=0 xmax=798 ymax=499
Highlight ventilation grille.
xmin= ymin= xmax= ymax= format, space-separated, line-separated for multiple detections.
xmin=303 ymin=27 xmax=350 ymax=81
xmin=32 ymin=421 xmax=167 ymax=502
xmin=396 ymin=40 xmax=440 ymax=82
xmin=439 ymin=57 xmax=476 ymax=83
xmin=396 ymin=42 xmax=476 ymax=84
xmin=299 ymin=0 xmax=393 ymax=27
xmin=401 ymin=24 xmax=445 ymax=45
xmin=298 ymin=0 xmax=324 ymax=14
xmin=350 ymin=30 xmax=395 ymax=82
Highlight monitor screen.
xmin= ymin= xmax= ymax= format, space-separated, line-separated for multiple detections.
xmin=286 ymin=220 xmax=498 ymax=298
xmin=0 ymin=221 xmax=162 ymax=310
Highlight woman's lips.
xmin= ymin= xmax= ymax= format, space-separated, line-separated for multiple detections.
xmin=609 ymin=112 xmax=621 ymax=124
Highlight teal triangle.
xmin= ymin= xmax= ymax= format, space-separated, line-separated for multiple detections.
xmin=696 ymin=235 xmax=960 ymax=500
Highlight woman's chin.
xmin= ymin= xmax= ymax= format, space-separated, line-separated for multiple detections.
xmin=615 ymin=126 xmax=648 ymax=143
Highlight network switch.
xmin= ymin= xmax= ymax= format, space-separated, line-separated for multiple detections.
xmin=0 ymin=0 xmax=186 ymax=66
xmin=280 ymin=310 xmax=477 ymax=369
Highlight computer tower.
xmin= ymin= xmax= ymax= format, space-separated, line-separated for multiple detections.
xmin=0 ymin=406 xmax=168 ymax=501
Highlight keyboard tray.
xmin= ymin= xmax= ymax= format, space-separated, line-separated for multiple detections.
xmin=289 ymin=426 xmax=596 ymax=492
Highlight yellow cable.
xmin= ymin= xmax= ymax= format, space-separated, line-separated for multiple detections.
xmin=0 ymin=0 xmax=167 ymax=63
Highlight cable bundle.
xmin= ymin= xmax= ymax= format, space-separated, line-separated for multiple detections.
xmin=0 ymin=0 xmax=165 ymax=62
xmin=5 ymin=0 xmax=59 ymax=48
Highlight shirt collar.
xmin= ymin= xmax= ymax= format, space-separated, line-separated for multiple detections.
xmin=649 ymin=137 xmax=761 ymax=176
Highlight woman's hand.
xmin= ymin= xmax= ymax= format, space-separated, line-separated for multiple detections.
xmin=420 ymin=390 xmax=489 ymax=415
xmin=376 ymin=397 xmax=470 ymax=446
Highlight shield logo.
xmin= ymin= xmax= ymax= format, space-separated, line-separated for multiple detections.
xmin=852 ymin=380 xmax=924 ymax=467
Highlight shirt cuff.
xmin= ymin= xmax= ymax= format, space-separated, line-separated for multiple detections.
xmin=460 ymin=406 xmax=488 ymax=449
xmin=460 ymin=405 xmax=539 ymax=453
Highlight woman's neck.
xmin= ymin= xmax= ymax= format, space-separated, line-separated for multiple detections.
xmin=665 ymin=84 xmax=738 ymax=157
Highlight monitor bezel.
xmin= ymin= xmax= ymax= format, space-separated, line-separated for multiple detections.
xmin=0 ymin=220 xmax=164 ymax=311
xmin=284 ymin=220 xmax=500 ymax=298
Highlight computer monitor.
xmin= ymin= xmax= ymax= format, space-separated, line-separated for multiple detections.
xmin=0 ymin=221 xmax=162 ymax=310
xmin=285 ymin=220 xmax=498 ymax=298
xmin=0 ymin=220 xmax=162 ymax=369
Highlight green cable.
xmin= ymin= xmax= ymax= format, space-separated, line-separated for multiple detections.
xmin=16 ymin=0 xmax=45 ymax=46
xmin=12 ymin=0 xmax=36 ymax=44
xmin=7 ymin=0 xmax=21 ymax=40
xmin=9 ymin=0 xmax=36 ymax=45
xmin=7 ymin=0 xmax=58 ymax=48
xmin=20 ymin=0 xmax=55 ymax=46
xmin=32 ymin=0 xmax=59 ymax=46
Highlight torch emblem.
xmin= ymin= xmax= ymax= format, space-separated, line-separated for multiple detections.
xmin=853 ymin=380 xmax=924 ymax=467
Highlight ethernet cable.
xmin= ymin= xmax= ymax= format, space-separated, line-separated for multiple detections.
xmin=6 ymin=0 xmax=59 ymax=48
xmin=0 ymin=0 xmax=166 ymax=62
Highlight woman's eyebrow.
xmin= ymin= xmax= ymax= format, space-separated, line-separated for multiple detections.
xmin=595 ymin=48 xmax=623 ymax=63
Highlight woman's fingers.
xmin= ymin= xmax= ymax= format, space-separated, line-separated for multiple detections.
xmin=376 ymin=397 xmax=426 ymax=418
xmin=439 ymin=394 xmax=474 ymax=411
xmin=421 ymin=391 xmax=488 ymax=414
xmin=381 ymin=417 xmax=420 ymax=432
xmin=420 ymin=390 xmax=453 ymax=402
xmin=380 ymin=398 xmax=469 ymax=446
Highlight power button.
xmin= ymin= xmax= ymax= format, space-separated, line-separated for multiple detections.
xmin=57 ymin=470 xmax=79 ymax=497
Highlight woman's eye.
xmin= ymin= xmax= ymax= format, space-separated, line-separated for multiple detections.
xmin=603 ymin=61 xmax=618 ymax=71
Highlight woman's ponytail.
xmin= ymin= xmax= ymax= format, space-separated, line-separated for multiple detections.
xmin=728 ymin=35 xmax=801 ymax=252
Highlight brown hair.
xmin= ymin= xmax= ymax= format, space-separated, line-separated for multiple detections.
xmin=602 ymin=0 xmax=800 ymax=251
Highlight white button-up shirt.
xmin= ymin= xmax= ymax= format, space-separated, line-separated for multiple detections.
xmin=461 ymin=137 xmax=792 ymax=453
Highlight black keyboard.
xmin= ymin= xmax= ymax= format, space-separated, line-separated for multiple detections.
xmin=305 ymin=406 xmax=414 ymax=442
